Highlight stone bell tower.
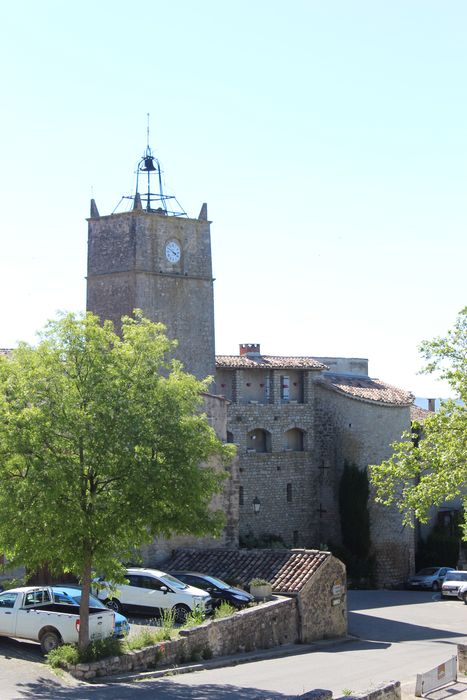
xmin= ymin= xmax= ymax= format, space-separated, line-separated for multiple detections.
xmin=86 ymin=131 xmax=216 ymax=382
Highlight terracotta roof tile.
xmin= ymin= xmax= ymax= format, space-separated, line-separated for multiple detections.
xmin=410 ymin=405 xmax=434 ymax=422
xmin=216 ymin=355 xmax=326 ymax=371
xmin=166 ymin=548 xmax=330 ymax=594
xmin=317 ymin=373 xmax=413 ymax=407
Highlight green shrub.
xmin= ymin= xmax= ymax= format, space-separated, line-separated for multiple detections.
xmin=249 ymin=578 xmax=269 ymax=586
xmin=214 ymin=601 xmax=236 ymax=619
xmin=46 ymin=637 xmax=123 ymax=668
xmin=183 ymin=607 xmax=205 ymax=627
xmin=47 ymin=644 xmax=80 ymax=668
xmin=79 ymin=637 xmax=122 ymax=662
xmin=158 ymin=608 xmax=176 ymax=636
xmin=124 ymin=626 xmax=175 ymax=651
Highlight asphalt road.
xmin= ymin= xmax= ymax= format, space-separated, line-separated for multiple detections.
xmin=1 ymin=590 xmax=466 ymax=699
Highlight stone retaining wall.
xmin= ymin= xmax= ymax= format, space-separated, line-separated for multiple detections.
xmin=300 ymin=684 xmax=400 ymax=700
xmin=67 ymin=595 xmax=299 ymax=680
xmin=334 ymin=681 xmax=401 ymax=700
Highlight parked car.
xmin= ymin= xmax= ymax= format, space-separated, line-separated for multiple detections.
xmin=94 ymin=567 xmax=212 ymax=623
xmin=0 ymin=586 xmax=115 ymax=653
xmin=169 ymin=572 xmax=254 ymax=609
xmin=51 ymin=585 xmax=130 ymax=639
xmin=406 ymin=567 xmax=456 ymax=591
xmin=441 ymin=571 xmax=467 ymax=599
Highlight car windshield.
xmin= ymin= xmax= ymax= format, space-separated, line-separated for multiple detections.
xmin=160 ymin=573 xmax=188 ymax=590
xmin=201 ymin=575 xmax=230 ymax=590
xmin=53 ymin=589 xmax=106 ymax=609
xmin=415 ymin=568 xmax=439 ymax=576
xmin=445 ymin=572 xmax=467 ymax=582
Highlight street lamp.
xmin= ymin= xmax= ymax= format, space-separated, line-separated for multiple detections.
xmin=253 ymin=496 xmax=261 ymax=514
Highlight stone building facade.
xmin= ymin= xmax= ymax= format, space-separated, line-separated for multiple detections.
xmin=87 ymin=199 xmax=215 ymax=382
xmin=216 ymin=346 xmax=415 ymax=586
xmin=85 ymin=150 xmax=416 ymax=585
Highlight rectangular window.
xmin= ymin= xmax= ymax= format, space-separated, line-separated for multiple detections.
xmin=239 ymin=485 xmax=244 ymax=506
xmin=286 ymin=483 xmax=292 ymax=502
xmin=281 ymin=375 xmax=290 ymax=401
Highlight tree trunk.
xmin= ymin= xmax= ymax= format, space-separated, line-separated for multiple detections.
xmin=78 ymin=552 xmax=92 ymax=651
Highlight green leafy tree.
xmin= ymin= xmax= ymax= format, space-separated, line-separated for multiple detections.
xmin=370 ymin=308 xmax=467 ymax=540
xmin=0 ymin=311 xmax=234 ymax=649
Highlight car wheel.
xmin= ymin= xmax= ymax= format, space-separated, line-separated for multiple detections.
xmin=40 ymin=630 xmax=61 ymax=654
xmin=432 ymin=581 xmax=440 ymax=591
xmin=462 ymin=592 xmax=467 ymax=605
xmin=104 ymin=598 xmax=122 ymax=614
xmin=173 ymin=604 xmax=190 ymax=624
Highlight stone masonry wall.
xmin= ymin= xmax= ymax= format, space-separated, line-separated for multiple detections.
xmin=67 ymin=596 xmax=299 ymax=680
xmin=223 ymin=372 xmax=320 ymax=548
xmin=299 ymin=555 xmax=347 ymax=643
xmin=87 ymin=209 xmax=215 ymax=383
xmin=313 ymin=384 xmax=415 ymax=585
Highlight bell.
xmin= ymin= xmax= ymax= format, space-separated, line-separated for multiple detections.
xmin=141 ymin=156 xmax=156 ymax=172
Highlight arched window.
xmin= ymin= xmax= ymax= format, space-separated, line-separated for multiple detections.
xmin=247 ymin=428 xmax=272 ymax=453
xmin=284 ymin=428 xmax=304 ymax=451
xmin=226 ymin=431 xmax=234 ymax=443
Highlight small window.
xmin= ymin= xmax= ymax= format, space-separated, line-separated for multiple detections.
xmin=239 ymin=485 xmax=244 ymax=506
xmin=23 ymin=590 xmax=51 ymax=607
xmin=247 ymin=428 xmax=272 ymax=453
xmin=284 ymin=428 xmax=304 ymax=451
xmin=286 ymin=483 xmax=292 ymax=502
xmin=0 ymin=592 xmax=18 ymax=608
xmin=145 ymin=576 xmax=164 ymax=591
xmin=293 ymin=530 xmax=299 ymax=547
xmin=127 ymin=575 xmax=144 ymax=588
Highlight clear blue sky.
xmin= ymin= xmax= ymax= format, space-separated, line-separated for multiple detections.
xmin=1 ymin=1 xmax=465 ymax=399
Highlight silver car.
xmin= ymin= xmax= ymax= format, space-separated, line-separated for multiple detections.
xmin=406 ymin=567 xmax=455 ymax=591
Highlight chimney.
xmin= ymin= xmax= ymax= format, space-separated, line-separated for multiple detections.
xmin=239 ymin=343 xmax=261 ymax=356
xmin=427 ymin=398 xmax=436 ymax=412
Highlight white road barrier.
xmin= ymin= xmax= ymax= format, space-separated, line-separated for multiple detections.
xmin=415 ymin=656 xmax=457 ymax=696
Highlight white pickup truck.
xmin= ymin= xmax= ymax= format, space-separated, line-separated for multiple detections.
xmin=0 ymin=586 xmax=115 ymax=653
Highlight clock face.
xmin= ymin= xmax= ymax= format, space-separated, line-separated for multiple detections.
xmin=165 ymin=240 xmax=181 ymax=263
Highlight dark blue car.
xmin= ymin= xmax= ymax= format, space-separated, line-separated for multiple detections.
xmin=170 ymin=572 xmax=254 ymax=609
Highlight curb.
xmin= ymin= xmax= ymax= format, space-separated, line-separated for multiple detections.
xmin=95 ymin=635 xmax=357 ymax=685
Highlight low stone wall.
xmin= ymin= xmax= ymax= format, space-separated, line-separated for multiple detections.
xmin=334 ymin=681 xmax=400 ymax=700
xmin=458 ymin=644 xmax=467 ymax=675
xmin=67 ymin=595 xmax=299 ymax=680
xmin=301 ymin=687 xmax=400 ymax=700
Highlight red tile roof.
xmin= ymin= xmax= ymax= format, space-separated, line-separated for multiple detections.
xmin=318 ymin=373 xmax=414 ymax=407
xmin=216 ymin=355 xmax=326 ymax=370
xmin=166 ymin=548 xmax=330 ymax=594
xmin=410 ymin=405 xmax=434 ymax=422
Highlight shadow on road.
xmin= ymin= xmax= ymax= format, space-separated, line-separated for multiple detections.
xmin=424 ymin=681 xmax=467 ymax=700
xmin=348 ymin=590 xmax=441 ymax=611
xmin=349 ymin=611 xmax=466 ymax=644
xmin=8 ymin=677 xmax=303 ymax=700
xmin=0 ymin=636 xmax=43 ymax=662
